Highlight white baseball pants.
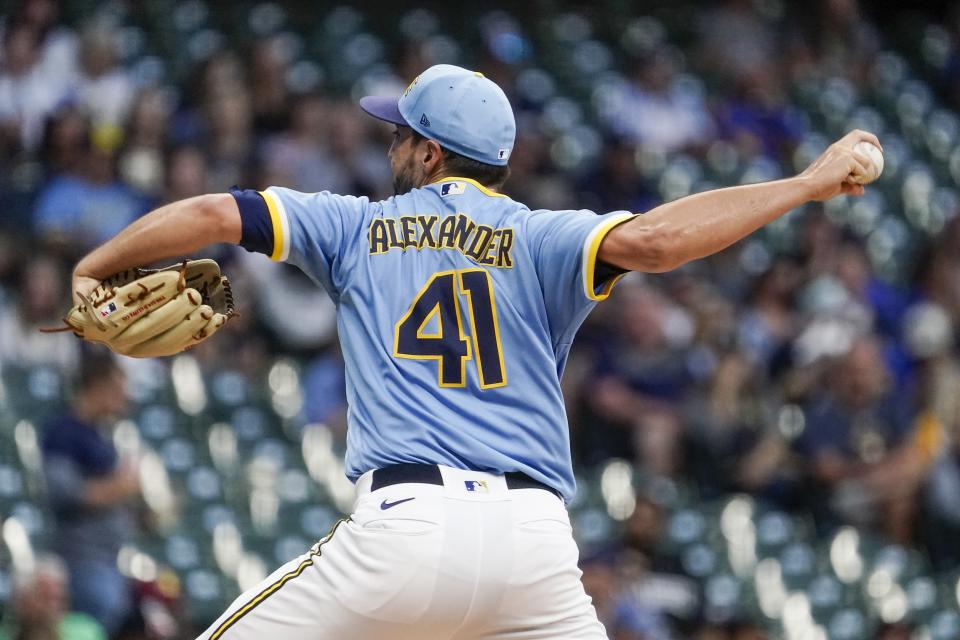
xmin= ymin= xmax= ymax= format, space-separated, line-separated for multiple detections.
xmin=197 ymin=465 xmax=607 ymax=639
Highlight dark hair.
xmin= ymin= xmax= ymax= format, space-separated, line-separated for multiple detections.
xmin=411 ymin=130 xmax=511 ymax=190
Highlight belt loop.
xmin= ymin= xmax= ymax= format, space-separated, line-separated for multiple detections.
xmin=355 ymin=470 xmax=374 ymax=496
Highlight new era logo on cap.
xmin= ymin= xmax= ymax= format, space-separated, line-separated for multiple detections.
xmin=420 ymin=113 xmax=431 ymax=127
xmin=498 ymin=149 xmax=509 ymax=160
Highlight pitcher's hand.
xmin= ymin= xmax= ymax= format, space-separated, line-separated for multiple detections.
xmin=798 ymin=129 xmax=882 ymax=201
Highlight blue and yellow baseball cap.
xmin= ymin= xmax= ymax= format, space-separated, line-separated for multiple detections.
xmin=360 ymin=64 xmax=516 ymax=167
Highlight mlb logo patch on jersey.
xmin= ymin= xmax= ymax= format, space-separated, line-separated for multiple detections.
xmin=464 ymin=480 xmax=489 ymax=493
xmin=99 ymin=302 xmax=118 ymax=317
xmin=441 ymin=182 xmax=466 ymax=197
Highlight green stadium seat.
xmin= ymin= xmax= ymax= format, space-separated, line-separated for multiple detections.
xmin=779 ymin=542 xmax=818 ymax=590
xmin=904 ymin=575 xmax=940 ymax=622
xmin=0 ymin=566 xmax=10 ymax=607
xmin=211 ymin=372 xmax=252 ymax=410
xmin=927 ymin=610 xmax=960 ymax=640
xmin=230 ymin=406 xmax=270 ymax=445
xmin=186 ymin=465 xmax=224 ymax=502
xmin=825 ymin=608 xmax=872 ymax=640
xmin=8 ymin=502 xmax=48 ymax=539
xmin=702 ymin=572 xmax=750 ymax=623
xmin=298 ymin=504 xmax=341 ymax=540
xmin=569 ymin=506 xmax=616 ymax=551
xmin=2 ymin=366 xmax=65 ymax=423
xmin=272 ymin=534 xmax=313 ymax=565
xmin=807 ymin=574 xmax=847 ymax=613
xmin=160 ymin=437 xmax=199 ymax=474
xmin=681 ymin=542 xmax=721 ymax=579
xmin=0 ymin=464 xmax=24 ymax=501
xmin=667 ymin=507 xmax=708 ymax=548
xmin=162 ymin=532 xmax=205 ymax=571
xmin=138 ymin=404 xmax=179 ymax=442
xmin=755 ymin=510 xmax=795 ymax=552
xmin=184 ymin=567 xmax=233 ymax=624
xmin=276 ymin=469 xmax=312 ymax=505
xmin=171 ymin=0 xmax=211 ymax=34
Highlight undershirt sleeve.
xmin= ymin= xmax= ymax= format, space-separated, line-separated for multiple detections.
xmin=229 ymin=187 xmax=275 ymax=257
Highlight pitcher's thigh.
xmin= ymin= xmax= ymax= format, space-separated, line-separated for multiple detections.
xmin=196 ymin=519 xmax=449 ymax=640
xmin=480 ymin=518 xmax=608 ymax=639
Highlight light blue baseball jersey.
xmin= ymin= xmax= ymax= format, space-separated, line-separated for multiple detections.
xmin=237 ymin=177 xmax=633 ymax=502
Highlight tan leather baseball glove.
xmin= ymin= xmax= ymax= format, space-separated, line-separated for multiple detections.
xmin=48 ymin=259 xmax=235 ymax=358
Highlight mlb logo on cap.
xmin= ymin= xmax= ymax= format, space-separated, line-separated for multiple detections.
xmin=464 ymin=480 xmax=489 ymax=493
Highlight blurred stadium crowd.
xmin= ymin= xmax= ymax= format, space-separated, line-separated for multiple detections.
xmin=3 ymin=0 xmax=960 ymax=638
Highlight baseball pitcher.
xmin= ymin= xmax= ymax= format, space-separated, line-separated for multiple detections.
xmin=68 ymin=64 xmax=881 ymax=639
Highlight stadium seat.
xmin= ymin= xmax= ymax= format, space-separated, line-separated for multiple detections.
xmin=926 ymin=610 xmax=960 ymax=640
xmin=825 ymin=608 xmax=872 ymax=640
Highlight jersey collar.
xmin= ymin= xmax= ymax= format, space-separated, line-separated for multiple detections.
xmin=429 ymin=176 xmax=506 ymax=198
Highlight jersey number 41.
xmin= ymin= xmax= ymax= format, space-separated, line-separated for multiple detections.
xmin=393 ymin=269 xmax=506 ymax=389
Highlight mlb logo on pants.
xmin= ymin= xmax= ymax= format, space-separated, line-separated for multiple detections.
xmin=464 ymin=480 xmax=488 ymax=493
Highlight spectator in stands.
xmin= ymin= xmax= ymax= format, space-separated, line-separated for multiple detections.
xmin=900 ymin=302 xmax=960 ymax=566
xmin=162 ymin=145 xmax=209 ymax=204
xmin=32 ymin=122 xmax=148 ymax=248
xmin=10 ymin=0 xmax=78 ymax=85
xmin=41 ymin=349 xmax=139 ymax=636
xmin=803 ymin=0 xmax=881 ymax=82
xmin=796 ymin=335 xmax=932 ymax=543
xmin=118 ymin=88 xmax=174 ymax=197
xmin=39 ymin=105 xmax=90 ymax=178
xmin=685 ymin=350 xmax=794 ymax=500
xmin=833 ymin=241 xmax=913 ymax=344
xmin=580 ymin=283 xmax=691 ymax=475
xmin=302 ymin=344 xmax=349 ymax=439
xmin=620 ymin=496 xmax=700 ymax=627
xmin=580 ymin=552 xmax=671 ymax=640
xmin=0 ymin=554 xmax=106 ymax=640
xmin=259 ymin=94 xmax=350 ymax=194
xmin=698 ymin=0 xmax=777 ymax=82
xmin=599 ymin=48 xmax=714 ymax=153
xmin=248 ymin=36 xmax=294 ymax=136
xmin=326 ymin=101 xmax=393 ymax=197
xmin=737 ymin=259 xmax=800 ymax=373
xmin=577 ymin=139 xmax=657 ymax=215
xmin=0 ymin=19 xmax=74 ymax=154
xmin=0 ymin=252 xmax=79 ymax=374
xmin=715 ymin=66 xmax=806 ymax=160
xmin=204 ymin=87 xmax=255 ymax=190
xmin=74 ymin=23 xmax=134 ymax=129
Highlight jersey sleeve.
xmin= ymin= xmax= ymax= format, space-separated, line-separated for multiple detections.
xmin=232 ymin=186 xmax=373 ymax=296
xmin=523 ymin=208 xmax=634 ymax=342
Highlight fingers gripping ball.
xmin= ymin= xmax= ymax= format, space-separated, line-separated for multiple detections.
xmin=58 ymin=260 xmax=235 ymax=358
xmin=851 ymin=141 xmax=884 ymax=185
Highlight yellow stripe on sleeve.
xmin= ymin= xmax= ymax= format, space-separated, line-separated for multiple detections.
xmin=583 ymin=213 xmax=635 ymax=301
xmin=258 ymin=190 xmax=286 ymax=262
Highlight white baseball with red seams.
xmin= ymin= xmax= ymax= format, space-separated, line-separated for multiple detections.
xmin=852 ymin=141 xmax=884 ymax=185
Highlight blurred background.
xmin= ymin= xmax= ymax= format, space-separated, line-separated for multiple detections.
xmin=2 ymin=0 xmax=960 ymax=638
